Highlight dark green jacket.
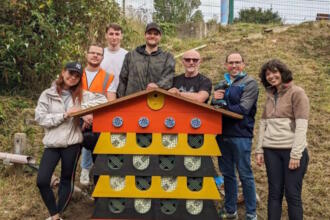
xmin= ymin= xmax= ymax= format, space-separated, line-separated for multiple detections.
xmin=117 ymin=45 xmax=175 ymax=97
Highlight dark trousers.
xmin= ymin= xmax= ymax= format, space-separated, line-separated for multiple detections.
xmin=264 ymin=148 xmax=309 ymax=220
xmin=82 ymin=129 xmax=100 ymax=163
xmin=37 ymin=144 xmax=81 ymax=216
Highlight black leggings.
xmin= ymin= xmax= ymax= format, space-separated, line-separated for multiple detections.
xmin=37 ymin=144 xmax=81 ymax=216
xmin=264 ymin=148 xmax=309 ymax=220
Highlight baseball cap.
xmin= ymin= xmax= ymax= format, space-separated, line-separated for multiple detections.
xmin=145 ymin=22 xmax=162 ymax=34
xmin=65 ymin=62 xmax=83 ymax=75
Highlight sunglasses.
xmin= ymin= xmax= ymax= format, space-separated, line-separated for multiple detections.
xmin=183 ymin=58 xmax=200 ymax=63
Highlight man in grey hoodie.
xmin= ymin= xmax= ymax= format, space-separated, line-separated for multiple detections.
xmin=117 ymin=22 xmax=175 ymax=97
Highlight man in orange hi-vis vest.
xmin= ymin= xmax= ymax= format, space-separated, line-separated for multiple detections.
xmin=82 ymin=43 xmax=116 ymax=100
xmin=80 ymin=43 xmax=116 ymax=186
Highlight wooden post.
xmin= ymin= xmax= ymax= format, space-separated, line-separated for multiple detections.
xmin=13 ymin=133 xmax=27 ymax=154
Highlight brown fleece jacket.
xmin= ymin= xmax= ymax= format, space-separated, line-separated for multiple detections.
xmin=256 ymin=82 xmax=309 ymax=159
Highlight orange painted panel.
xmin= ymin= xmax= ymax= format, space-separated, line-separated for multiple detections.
xmin=93 ymin=95 xmax=222 ymax=134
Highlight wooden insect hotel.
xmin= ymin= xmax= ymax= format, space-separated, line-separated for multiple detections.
xmin=74 ymin=88 xmax=242 ymax=220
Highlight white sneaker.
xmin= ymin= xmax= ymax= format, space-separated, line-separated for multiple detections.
xmin=80 ymin=168 xmax=90 ymax=185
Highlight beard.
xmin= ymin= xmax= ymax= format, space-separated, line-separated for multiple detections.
xmin=146 ymin=40 xmax=159 ymax=48
xmin=87 ymin=60 xmax=101 ymax=68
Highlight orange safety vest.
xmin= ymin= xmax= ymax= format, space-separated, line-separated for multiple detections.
xmin=82 ymin=68 xmax=114 ymax=94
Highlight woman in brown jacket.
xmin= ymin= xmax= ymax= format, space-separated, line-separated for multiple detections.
xmin=256 ymin=59 xmax=309 ymax=220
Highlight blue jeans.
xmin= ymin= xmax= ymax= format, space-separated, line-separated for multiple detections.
xmin=80 ymin=147 xmax=93 ymax=169
xmin=217 ymin=135 xmax=257 ymax=216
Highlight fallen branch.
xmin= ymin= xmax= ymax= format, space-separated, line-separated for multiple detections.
xmin=0 ymin=152 xmax=36 ymax=165
xmin=174 ymin=44 xmax=207 ymax=59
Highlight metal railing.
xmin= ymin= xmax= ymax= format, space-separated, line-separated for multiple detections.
xmin=116 ymin=0 xmax=330 ymax=24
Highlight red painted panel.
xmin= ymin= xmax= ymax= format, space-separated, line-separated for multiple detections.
xmin=93 ymin=95 xmax=222 ymax=134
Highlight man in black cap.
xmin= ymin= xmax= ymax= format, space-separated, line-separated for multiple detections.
xmin=117 ymin=22 xmax=175 ymax=97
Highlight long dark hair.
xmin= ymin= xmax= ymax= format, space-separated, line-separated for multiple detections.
xmin=55 ymin=69 xmax=83 ymax=104
xmin=259 ymin=59 xmax=293 ymax=88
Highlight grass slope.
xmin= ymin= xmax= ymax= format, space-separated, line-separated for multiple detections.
xmin=0 ymin=21 xmax=329 ymax=220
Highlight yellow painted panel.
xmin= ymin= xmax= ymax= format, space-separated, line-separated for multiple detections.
xmin=147 ymin=92 xmax=164 ymax=110
xmin=94 ymin=133 xmax=221 ymax=156
xmin=92 ymin=175 xmax=221 ymax=200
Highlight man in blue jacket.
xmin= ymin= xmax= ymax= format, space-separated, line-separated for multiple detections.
xmin=213 ymin=52 xmax=259 ymax=220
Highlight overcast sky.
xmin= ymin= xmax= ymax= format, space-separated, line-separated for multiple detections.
xmin=118 ymin=0 xmax=330 ymax=24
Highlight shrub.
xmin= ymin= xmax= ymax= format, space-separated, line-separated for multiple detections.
xmin=159 ymin=22 xmax=177 ymax=38
xmin=235 ymin=7 xmax=282 ymax=24
xmin=0 ymin=0 xmax=121 ymax=97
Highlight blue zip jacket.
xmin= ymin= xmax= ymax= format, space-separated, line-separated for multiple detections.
xmin=220 ymin=72 xmax=259 ymax=138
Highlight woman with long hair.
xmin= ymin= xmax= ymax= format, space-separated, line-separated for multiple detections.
xmin=35 ymin=62 xmax=107 ymax=220
xmin=256 ymin=59 xmax=309 ymax=220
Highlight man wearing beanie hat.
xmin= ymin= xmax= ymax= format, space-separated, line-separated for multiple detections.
xmin=117 ymin=22 xmax=175 ymax=97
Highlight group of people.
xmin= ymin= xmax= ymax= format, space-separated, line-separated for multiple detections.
xmin=35 ymin=22 xmax=309 ymax=220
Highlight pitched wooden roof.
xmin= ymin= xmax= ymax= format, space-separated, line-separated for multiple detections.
xmin=71 ymin=88 xmax=243 ymax=119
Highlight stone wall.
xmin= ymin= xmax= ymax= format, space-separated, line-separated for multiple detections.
xmin=176 ymin=22 xmax=218 ymax=39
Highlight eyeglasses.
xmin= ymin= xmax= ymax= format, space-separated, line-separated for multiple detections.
xmin=88 ymin=51 xmax=103 ymax=56
xmin=183 ymin=58 xmax=200 ymax=63
xmin=227 ymin=61 xmax=243 ymax=65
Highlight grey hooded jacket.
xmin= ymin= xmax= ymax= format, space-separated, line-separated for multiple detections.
xmin=35 ymin=86 xmax=107 ymax=148
xmin=117 ymin=45 xmax=175 ymax=97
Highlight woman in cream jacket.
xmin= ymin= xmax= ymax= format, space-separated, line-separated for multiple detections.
xmin=35 ymin=62 xmax=107 ymax=220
